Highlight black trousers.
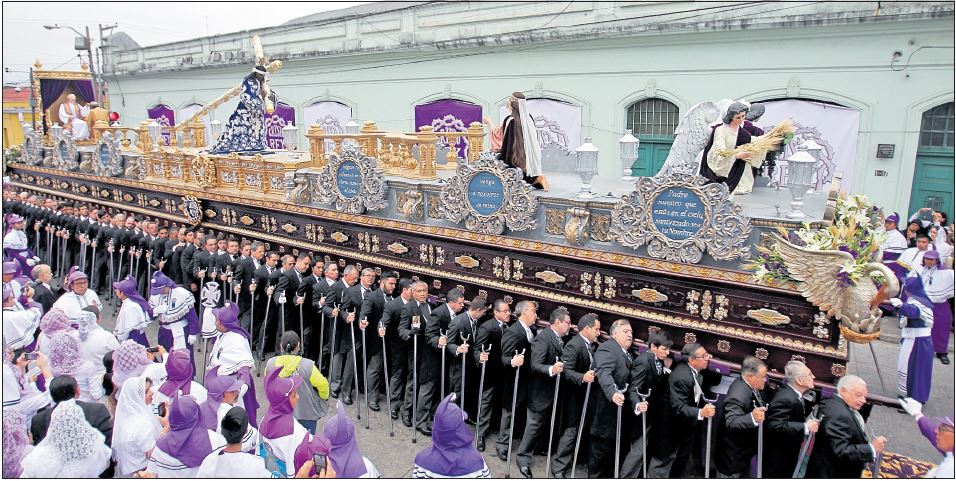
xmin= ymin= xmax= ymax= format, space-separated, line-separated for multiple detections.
xmin=387 ymin=342 xmax=408 ymax=413
xmin=495 ymin=391 xmax=527 ymax=458
xmin=515 ymin=406 xmax=554 ymax=469
xmin=474 ymin=371 xmax=499 ymax=442
xmin=588 ymin=435 xmax=622 ymax=478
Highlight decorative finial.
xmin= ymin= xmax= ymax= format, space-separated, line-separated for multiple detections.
xmin=33 ymin=59 xmax=43 ymax=69
xmin=80 ymin=62 xmax=89 ymax=71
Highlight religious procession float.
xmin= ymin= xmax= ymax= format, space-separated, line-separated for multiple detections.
xmin=4 ymin=37 xmax=899 ymax=405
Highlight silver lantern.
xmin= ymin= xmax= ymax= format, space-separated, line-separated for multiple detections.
xmin=147 ymin=120 xmax=163 ymax=152
xmin=282 ymin=124 xmax=298 ymax=151
xmin=784 ymin=150 xmax=816 ymax=219
xmin=619 ymin=129 xmax=639 ymax=181
xmin=803 ymin=138 xmax=823 ymax=194
xmin=209 ymin=120 xmax=223 ymax=141
xmin=575 ymin=137 xmax=599 ymax=199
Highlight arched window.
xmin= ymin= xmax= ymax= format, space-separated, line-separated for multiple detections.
xmin=910 ymin=101 xmax=954 ymax=217
xmin=624 ymin=98 xmax=679 ymax=176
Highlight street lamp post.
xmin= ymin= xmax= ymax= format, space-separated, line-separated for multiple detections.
xmin=43 ymin=24 xmax=97 ymax=103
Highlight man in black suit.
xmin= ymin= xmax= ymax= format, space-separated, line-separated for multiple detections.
xmin=622 ymin=331 xmax=673 ymax=478
xmin=337 ymin=266 xmax=374 ymax=405
xmin=28 ymin=264 xmax=61 ymax=313
xmin=179 ymin=229 xmax=199 ymax=297
xmin=551 ymin=313 xmax=600 ymax=477
xmin=495 ymin=300 xmax=535 ymax=461
xmin=253 ymin=251 xmax=280 ymax=352
xmin=91 ymin=211 xmax=113 ymax=294
xmin=275 ymin=253 xmax=310 ymax=341
xmin=359 ymin=270 xmax=397 ymax=412
xmin=327 ymin=264 xmax=357 ymax=398
xmin=164 ymin=227 xmax=185 ymax=285
xmin=447 ymin=296 xmax=488 ymax=420
xmin=474 ymin=299 xmax=512 ymax=452
xmin=298 ymin=259 xmax=324 ymax=359
xmin=383 ymin=278 xmax=412 ymax=421
xmin=589 ymin=319 xmax=641 ymax=478
xmin=646 ymin=343 xmax=717 ymax=478
xmin=807 ymin=375 xmax=886 ymax=478
xmin=715 ymin=356 xmax=769 ymax=478
xmin=193 ymin=237 xmax=220 ymax=305
xmin=398 ymin=280 xmax=436 ymax=433
xmin=764 ymin=360 xmax=819 ymax=478
xmin=233 ymin=240 xmax=264 ymax=327
xmin=31 ymin=375 xmax=114 ymax=477
xmin=426 ymin=289 xmax=466 ymax=404
xmin=515 ymin=307 xmax=571 ymax=477
xmin=312 ymin=262 xmax=340 ymax=371
xmin=215 ymin=237 xmax=240 ymax=302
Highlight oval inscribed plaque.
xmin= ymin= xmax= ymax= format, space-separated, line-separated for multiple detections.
xmin=336 ymin=159 xmax=362 ymax=199
xmin=651 ymin=187 xmax=705 ymax=240
xmin=467 ymin=172 xmax=504 ymax=216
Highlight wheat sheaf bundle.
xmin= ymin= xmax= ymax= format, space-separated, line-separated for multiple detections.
xmin=715 ymin=119 xmax=797 ymax=158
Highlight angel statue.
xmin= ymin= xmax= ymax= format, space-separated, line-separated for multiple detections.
xmin=656 ymin=99 xmax=734 ymax=178
xmin=208 ymin=36 xmax=281 ymax=155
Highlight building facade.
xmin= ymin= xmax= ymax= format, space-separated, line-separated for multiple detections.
xmin=2 ymin=87 xmax=37 ymax=149
xmin=101 ymin=1 xmax=954 ymax=216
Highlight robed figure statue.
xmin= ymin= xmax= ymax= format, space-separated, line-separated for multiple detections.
xmin=491 ymin=91 xmax=549 ymax=191
xmin=209 ymin=65 xmax=277 ymax=155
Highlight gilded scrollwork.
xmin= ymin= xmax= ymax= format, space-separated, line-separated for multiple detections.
xmin=288 ymin=175 xmax=314 ymax=203
xmin=315 ymin=145 xmax=387 ymax=214
xmin=686 ymin=289 xmax=701 ymax=315
xmin=437 ymin=152 xmax=538 ymax=235
xmin=545 ymin=209 xmax=565 ymax=236
xmin=813 ymin=312 xmax=831 ymax=339
xmin=53 ymin=137 xmax=78 ymax=171
xmin=398 ymin=190 xmax=425 ymax=221
xmin=535 ymin=270 xmax=566 ymax=284
xmin=755 ymin=348 xmax=769 ymax=360
xmin=747 ymin=308 xmax=791 ymax=326
xmin=21 ymin=131 xmax=42 ymax=166
xmin=700 ymin=290 xmax=714 ymax=320
xmin=632 ymin=288 xmax=668 ymax=303
xmin=565 ymin=208 xmax=590 ymax=246
xmin=94 ymin=132 xmax=124 ymax=177
xmin=305 ymin=224 xmax=325 ymax=243
xmin=610 ymin=174 xmax=750 ymax=263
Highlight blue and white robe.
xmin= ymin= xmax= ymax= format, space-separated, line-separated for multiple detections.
xmin=209 ymin=75 xmax=267 ymax=154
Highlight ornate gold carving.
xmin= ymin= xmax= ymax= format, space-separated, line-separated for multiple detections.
xmin=492 ymin=256 xmax=523 ymax=281
xmin=717 ymin=340 xmax=731 ymax=353
xmin=331 ymin=231 xmax=349 ymax=243
xmin=305 ymin=224 xmax=325 ymax=243
xmin=148 ymin=198 xmax=161 ymax=208
xmin=700 ymin=290 xmax=714 ymax=320
xmin=387 ymin=242 xmax=409 ymax=255
xmin=398 ymin=190 xmax=425 ymax=221
xmin=545 ymin=209 xmax=565 ymax=236
xmin=747 ymin=308 xmax=791 ymax=327
xmin=239 ymin=215 xmax=254 ymax=226
xmin=565 ymin=208 xmax=590 ymax=246
xmin=259 ymin=215 xmax=277 ymax=233
xmin=122 ymin=193 xmax=134 ymax=202
xmin=633 ymin=288 xmax=668 ymax=303
xmin=684 ymin=332 xmax=697 ymax=344
xmin=714 ymin=294 xmax=729 ymax=321
xmin=755 ymin=348 xmax=769 ymax=360
xmin=456 ymin=284 xmax=466 ymax=294
xmin=433 ymin=279 xmax=442 ymax=290
xmin=590 ymin=213 xmax=612 ymax=242
xmin=455 ymin=255 xmax=480 ymax=269
xmin=686 ymin=290 xmax=701 ymax=315
xmin=813 ymin=312 xmax=831 ymax=339
xmin=503 ymin=295 xmax=514 ymax=305
xmin=281 ymin=223 xmax=298 ymax=234
xmin=791 ymin=355 xmax=806 ymax=363
xmin=426 ymin=195 xmax=441 ymax=219
xmin=79 ymin=185 xmax=89 ymax=194
xmin=204 ymin=209 xmax=217 ymax=219
xmin=534 ymin=270 xmax=566 ymax=284
xmin=437 ymin=152 xmax=538 ymax=235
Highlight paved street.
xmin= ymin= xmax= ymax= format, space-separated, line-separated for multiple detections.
xmin=93 ymin=294 xmax=953 ymax=477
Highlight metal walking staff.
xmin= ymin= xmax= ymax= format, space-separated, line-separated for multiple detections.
xmin=703 ymin=394 xmax=719 ymax=479
xmin=505 ymin=348 xmax=526 ymax=479
xmin=411 ymin=314 xmax=421 ymax=445
xmin=329 ymin=303 xmax=340 ymax=385
xmin=297 ymin=289 xmax=306 ymax=354
xmin=459 ymin=332 xmax=471 ymax=405
xmin=257 ymin=283 xmax=273 ymax=377
xmin=475 ymin=344 xmax=491 ymax=449
xmin=870 ymin=428 xmax=883 ymax=479
xmin=637 ymin=388 xmax=652 ymax=478
xmin=546 ymin=355 xmax=562 ymax=479
xmin=361 ymin=318 xmax=371 ymax=428
xmin=380 ymin=320 xmax=394 ymax=437
xmin=348 ymin=309 xmax=361 ymax=420
xmin=753 ymin=398 xmax=766 ymax=478
xmin=570 ymin=361 xmax=595 ymax=478
xmin=614 ymin=382 xmax=629 ymax=479
xmin=792 ymin=409 xmax=823 ymax=478
xmin=439 ymin=329 xmax=448 ymax=400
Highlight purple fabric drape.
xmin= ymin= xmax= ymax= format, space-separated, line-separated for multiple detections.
xmin=40 ymin=79 xmax=70 ymax=111
xmin=414 ymin=99 xmax=482 ymax=158
xmin=265 ymin=102 xmax=296 ymax=150
xmin=73 ymin=80 xmax=95 ymax=103
xmin=147 ymin=104 xmax=176 ymax=146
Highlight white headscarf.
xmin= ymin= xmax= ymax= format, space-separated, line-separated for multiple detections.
xmin=20 ymin=399 xmax=111 ymax=477
xmin=112 ymin=375 xmax=163 ymax=475
xmin=516 ymin=98 xmax=543 ymax=177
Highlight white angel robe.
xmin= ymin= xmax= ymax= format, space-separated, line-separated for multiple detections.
xmin=58 ymin=101 xmax=90 ymax=140
xmin=51 ymin=289 xmax=104 ymax=324
xmin=3 ymin=228 xmax=29 ymax=250
xmin=145 ymin=429 xmax=227 ymax=478
xmin=113 ymin=298 xmax=150 ymax=342
xmin=149 ymin=286 xmax=196 ymax=350
xmin=207 ymin=331 xmax=255 ymax=375
xmin=196 ymin=449 xmax=272 ymax=478
xmin=3 ymin=279 xmax=23 ymax=302
xmin=882 ymin=229 xmax=909 ymax=259
xmin=3 ymin=302 xmax=42 ymax=350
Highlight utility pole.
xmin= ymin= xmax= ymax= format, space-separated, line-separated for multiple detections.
xmin=84 ymin=25 xmax=97 ymax=103
xmin=99 ymin=23 xmax=118 ymax=109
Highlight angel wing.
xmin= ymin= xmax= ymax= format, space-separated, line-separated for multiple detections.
xmin=656 ymin=101 xmax=722 ymax=177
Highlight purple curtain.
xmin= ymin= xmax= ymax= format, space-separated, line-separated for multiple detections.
xmin=147 ymin=104 xmax=176 ymax=145
xmin=414 ymin=99 xmax=482 ymax=158
xmin=265 ymin=102 xmax=296 ymax=150
xmin=73 ymin=80 xmax=95 ymax=103
xmin=40 ymin=79 xmax=70 ymax=111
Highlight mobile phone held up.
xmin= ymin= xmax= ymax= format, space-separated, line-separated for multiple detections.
xmin=313 ymin=453 xmax=327 ymax=473
xmin=24 ymin=352 xmax=40 ymax=361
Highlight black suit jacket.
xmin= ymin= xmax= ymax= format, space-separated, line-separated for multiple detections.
xmin=337 ymin=282 xmax=367 ymax=354
xmin=31 ymin=281 xmax=62 ymax=314
xmin=474 ymin=318 xmax=506 ymax=379
xmin=806 ymin=396 xmax=873 ymax=478
xmin=398 ymin=299 xmax=438 ymax=380
xmin=764 ymin=385 xmax=811 ymax=478
xmin=500 ymin=321 xmax=533 ymax=407
xmin=30 ymin=399 xmax=113 ymax=446
xmin=359 ymin=287 xmax=389 ymax=355
xmin=382 ymin=296 xmax=410 ymax=354
xmin=560 ymin=333 xmax=595 ymax=425
xmin=590 ymin=340 xmax=634 ymax=438
xmin=664 ymin=361 xmax=706 ymax=448
xmin=233 ymin=256 xmax=260 ymax=312
xmin=275 ymin=268 xmax=304 ymax=315
xmin=628 ymin=350 xmax=668 ymax=432
xmin=447 ymin=311 xmax=479 ymax=371
xmin=527 ymin=327 xmax=564 ymax=412
xmin=180 ymin=243 xmax=198 ymax=287
xmin=716 ymin=377 xmax=764 ymax=475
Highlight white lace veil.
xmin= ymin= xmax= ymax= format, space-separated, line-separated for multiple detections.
xmin=516 ymin=99 xmax=543 ymax=177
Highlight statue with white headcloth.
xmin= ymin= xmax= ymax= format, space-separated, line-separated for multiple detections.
xmin=58 ymin=93 xmax=91 ymax=140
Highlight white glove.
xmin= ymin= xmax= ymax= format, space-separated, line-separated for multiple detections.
xmin=152 ymin=305 xmax=168 ymax=315
xmin=26 ymin=259 xmax=36 ymax=267
xmin=898 ymin=397 xmax=922 ymax=417
xmin=187 ymin=335 xmax=197 ymax=345
xmin=889 ymin=298 xmax=903 ymax=308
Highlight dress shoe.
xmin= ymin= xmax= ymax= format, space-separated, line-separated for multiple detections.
xmin=390 ymin=409 xmax=399 ymax=420
xmin=330 ymin=390 xmax=339 ymax=399
xmin=477 ymin=440 xmax=485 ymax=452
xmin=342 ymin=396 xmax=353 ymax=406
xmin=552 ymin=472 xmax=566 ymax=479
xmin=401 ymin=415 xmax=413 ymax=427
xmin=369 ymin=403 xmax=380 ymax=412
xmin=518 ymin=466 xmax=533 ymax=478
xmin=417 ymin=425 xmax=432 ymax=436
xmin=496 ymin=452 xmax=508 ymax=462
xmin=940 ymin=353 xmax=951 ymax=365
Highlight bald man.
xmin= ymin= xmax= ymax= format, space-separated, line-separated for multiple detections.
xmin=58 ymin=94 xmax=91 ymax=140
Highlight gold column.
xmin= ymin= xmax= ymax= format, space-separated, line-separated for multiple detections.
xmin=417 ymin=125 xmax=438 ymax=180
xmin=136 ymin=121 xmax=150 ymax=153
xmin=467 ymin=121 xmax=485 ymax=163
xmin=93 ymin=120 xmax=110 ymax=142
xmin=191 ymin=119 xmax=206 ymax=148
xmin=305 ymin=124 xmax=327 ymax=168
xmin=360 ymin=121 xmax=380 ymax=159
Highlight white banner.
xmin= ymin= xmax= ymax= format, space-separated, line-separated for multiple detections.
xmin=178 ymin=103 xmax=212 ymax=146
xmin=499 ymin=98 xmax=582 ymax=154
xmin=302 ymin=101 xmax=353 ymax=154
xmin=757 ymin=99 xmax=860 ymax=192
